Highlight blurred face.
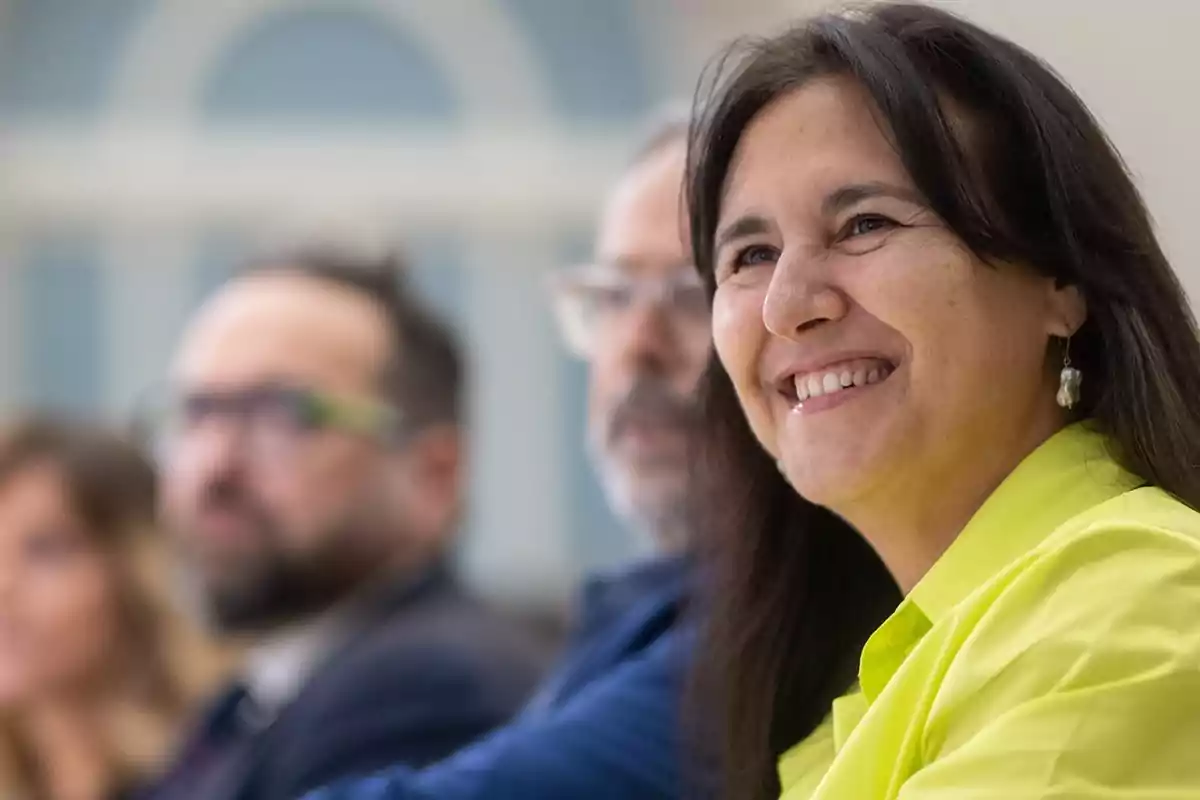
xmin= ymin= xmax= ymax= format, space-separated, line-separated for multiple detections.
xmin=0 ymin=461 xmax=117 ymax=707
xmin=584 ymin=142 xmax=711 ymax=548
xmin=161 ymin=273 xmax=410 ymax=632
xmin=711 ymin=77 xmax=1080 ymax=523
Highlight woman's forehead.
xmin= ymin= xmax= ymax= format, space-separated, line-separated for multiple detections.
xmin=720 ymin=78 xmax=915 ymax=217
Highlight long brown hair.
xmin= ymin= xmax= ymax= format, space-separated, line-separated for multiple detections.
xmin=0 ymin=416 xmax=227 ymax=799
xmin=686 ymin=4 xmax=1200 ymax=798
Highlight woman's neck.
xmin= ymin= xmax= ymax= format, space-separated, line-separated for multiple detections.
xmin=19 ymin=697 xmax=115 ymax=800
xmin=846 ymin=411 xmax=1067 ymax=594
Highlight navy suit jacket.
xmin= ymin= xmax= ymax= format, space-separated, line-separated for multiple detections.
xmin=307 ymin=555 xmax=698 ymax=800
xmin=142 ymin=566 xmax=546 ymax=800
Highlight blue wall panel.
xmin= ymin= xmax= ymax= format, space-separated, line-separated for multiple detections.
xmin=503 ymin=0 xmax=653 ymax=122
xmin=202 ymin=8 xmax=459 ymax=124
xmin=18 ymin=234 xmax=106 ymax=414
xmin=0 ymin=0 xmax=151 ymax=121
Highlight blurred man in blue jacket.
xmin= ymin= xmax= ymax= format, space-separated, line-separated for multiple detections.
xmin=308 ymin=112 xmax=711 ymax=800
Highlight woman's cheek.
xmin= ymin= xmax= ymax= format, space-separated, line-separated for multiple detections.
xmin=712 ymin=286 xmax=779 ymax=454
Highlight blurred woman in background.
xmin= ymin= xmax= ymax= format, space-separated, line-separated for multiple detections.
xmin=689 ymin=3 xmax=1200 ymax=798
xmin=0 ymin=417 xmax=224 ymax=800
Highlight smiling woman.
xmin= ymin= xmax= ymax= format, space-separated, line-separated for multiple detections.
xmin=711 ymin=71 xmax=1088 ymax=584
xmin=688 ymin=3 xmax=1200 ymax=800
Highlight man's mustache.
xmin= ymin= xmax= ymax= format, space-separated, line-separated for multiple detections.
xmin=607 ymin=379 xmax=700 ymax=443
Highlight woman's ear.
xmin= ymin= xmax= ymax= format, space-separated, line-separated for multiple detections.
xmin=1047 ymin=282 xmax=1087 ymax=338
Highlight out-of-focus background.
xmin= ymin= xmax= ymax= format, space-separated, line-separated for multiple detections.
xmin=0 ymin=0 xmax=1196 ymax=607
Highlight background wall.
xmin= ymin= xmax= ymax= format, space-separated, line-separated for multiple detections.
xmin=0 ymin=0 xmax=1194 ymax=606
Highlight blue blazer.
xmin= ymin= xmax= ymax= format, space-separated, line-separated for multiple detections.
xmin=307 ymin=556 xmax=698 ymax=800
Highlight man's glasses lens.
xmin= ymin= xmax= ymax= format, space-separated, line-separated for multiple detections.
xmin=551 ymin=267 xmax=709 ymax=355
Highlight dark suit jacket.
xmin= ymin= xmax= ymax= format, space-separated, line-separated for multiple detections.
xmin=141 ymin=565 xmax=546 ymax=800
xmin=306 ymin=555 xmax=699 ymax=800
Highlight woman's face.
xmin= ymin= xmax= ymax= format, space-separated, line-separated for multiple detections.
xmin=0 ymin=461 xmax=118 ymax=707
xmin=711 ymin=76 xmax=1080 ymax=516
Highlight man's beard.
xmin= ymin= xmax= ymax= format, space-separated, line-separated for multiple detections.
xmin=604 ymin=375 xmax=701 ymax=453
xmin=591 ymin=375 xmax=700 ymax=549
xmin=201 ymin=536 xmax=372 ymax=634
xmin=185 ymin=482 xmax=379 ymax=635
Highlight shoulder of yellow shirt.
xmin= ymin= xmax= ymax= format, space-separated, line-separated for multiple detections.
xmin=923 ymin=484 xmax=1200 ymax=760
xmin=779 ymin=485 xmax=1200 ymax=799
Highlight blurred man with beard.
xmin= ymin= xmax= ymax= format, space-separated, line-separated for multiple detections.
xmin=308 ymin=110 xmax=710 ymax=800
xmin=577 ymin=127 xmax=710 ymax=557
xmin=140 ymin=252 xmax=545 ymax=800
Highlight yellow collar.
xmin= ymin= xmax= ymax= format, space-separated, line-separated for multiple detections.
xmin=860 ymin=422 xmax=1142 ymax=699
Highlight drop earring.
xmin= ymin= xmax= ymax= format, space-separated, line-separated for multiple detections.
xmin=1056 ymin=336 xmax=1082 ymax=410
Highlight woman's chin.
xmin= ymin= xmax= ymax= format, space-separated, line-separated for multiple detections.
xmin=779 ymin=439 xmax=887 ymax=516
xmin=786 ymin=474 xmax=862 ymax=514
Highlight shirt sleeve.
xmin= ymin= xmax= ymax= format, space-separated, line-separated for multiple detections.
xmin=303 ymin=626 xmax=693 ymax=800
xmin=900 ymin=523 xmax=1200 ymax=799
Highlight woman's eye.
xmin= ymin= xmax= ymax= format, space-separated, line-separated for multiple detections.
xmin=840 ymin=214 xmax=897 ymax=240
xmin=732 ymin=244 xmax=779 ymax=271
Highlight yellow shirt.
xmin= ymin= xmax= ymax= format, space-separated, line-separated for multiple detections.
xmin=779 ymin=423 xmax=1200 ymax=799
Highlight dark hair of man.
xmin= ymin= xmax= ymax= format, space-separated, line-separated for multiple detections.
xmin=241 ymin=248 xmax=464 ymax=431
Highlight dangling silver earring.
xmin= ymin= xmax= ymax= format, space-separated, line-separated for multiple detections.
xmin=1056 ymin=336 xmax=1082 ymax=410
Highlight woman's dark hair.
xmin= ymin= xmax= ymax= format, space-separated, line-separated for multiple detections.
xmin=686 ymin=3 xmax=1200 ymax=798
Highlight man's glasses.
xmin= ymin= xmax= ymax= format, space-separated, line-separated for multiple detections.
xmin=549 ymin=265 xmax=710 ymax=358
xmin=134 ymin=384 xmax=402 ymax=466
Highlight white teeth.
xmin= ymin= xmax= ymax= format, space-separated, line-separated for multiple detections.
xmin=790 ymin=362 xmax=892 ymax=407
